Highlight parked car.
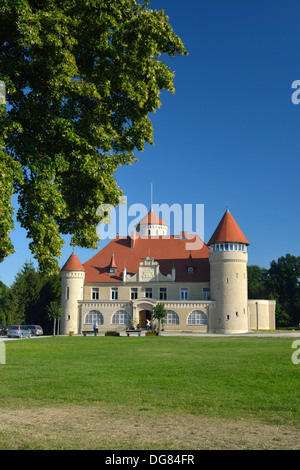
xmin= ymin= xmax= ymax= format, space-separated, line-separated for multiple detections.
xmin=25 ymin=325 xmax=43 ymax=336
xmin=7 ymin=325 xmax=32 ymax=338
xmin=0 ymin=326 xmax=8 ymax=336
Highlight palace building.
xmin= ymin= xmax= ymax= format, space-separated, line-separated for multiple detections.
xmin=60 ymin=209 xmax=276 ymax=335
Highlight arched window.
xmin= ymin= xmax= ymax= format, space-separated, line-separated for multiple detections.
xmin=112 ymin=310 xmax=131 ymax=325
xmin=85 ymin=310 xmax=104 ymax=325
xmin=187 ymin=310 xmax=208 ymax=325
xmin=166 ymin=310 xmax=180 ymax=325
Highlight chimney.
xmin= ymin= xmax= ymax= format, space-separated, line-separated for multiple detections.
xmin=131 ymin=231 xmax=136 ymax=249
xmin=123 ymin=264 xmax=127 ymax=283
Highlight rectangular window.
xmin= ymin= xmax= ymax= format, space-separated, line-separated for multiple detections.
xmin=203 ymin=288 xmax=210 ymax=300
xmin=131 ymin=288 xmax=138 ymax=300
xmin=145 ymin=288 xmax=152 ymax=298
xmin=80 ymin=287 xmax=83 ymax=300
xmin=111 ymin=287 xmax=118 ymax=300
xmin=180 ymin=288 xmax=188 ymax=300
xmin=160 ymin=287 xmax=167 ymax=300
xmin=92 ymin=287 xmax=99 ymax=300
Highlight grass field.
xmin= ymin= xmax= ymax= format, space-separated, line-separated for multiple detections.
xmin=0 ymin=335 xmax=300 ymax=450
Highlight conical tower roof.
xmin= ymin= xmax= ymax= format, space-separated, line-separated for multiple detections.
xmin=61 ymin=253 xmax=86 ymax=271
xmin=208 ymin=210 xmax=249 ymax=246
xmin=137 ymin=210 xmax=167 ymax=226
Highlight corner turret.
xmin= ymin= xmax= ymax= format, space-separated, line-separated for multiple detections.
xmin=208 ymin=210 xmax=249 ymax=334
xmin=60 ymin=253 xmax=85 ymax=335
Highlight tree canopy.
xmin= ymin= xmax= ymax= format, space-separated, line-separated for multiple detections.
xmin=266 ymin=254 xmax=300 ymax=327
xmin=247 ymin=265 xmax=268 ymax=300
xmin=152 ymin=301 xmax=167 ymax=335
xmin=0 ymin=0 xmax=187 ymax=273
xmin=248 ymin=254 xmax=300 ymax=327
xmin=0 ymin=260 xmax=61 ymax=332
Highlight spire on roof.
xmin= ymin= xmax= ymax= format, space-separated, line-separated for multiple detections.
xmin=208 ymin=210 xmax=249 ymax=246
xmin=150 ymin=183 xmax=153 ymax=211
xmin=110 ymin=251 xmax=118 ymax=268
xmin=187 ymin=251 xmax=195 ymax=273
xmin=187 ymin=251 xmax=195 ymax=265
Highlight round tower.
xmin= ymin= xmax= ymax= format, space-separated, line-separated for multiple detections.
xmin=135 ymin=210 xmax=168 ymax=237
xmin=60 ymin=253 xmax=85 ymax=335
xmin=208 ymin=210 xmax=250 ymax=334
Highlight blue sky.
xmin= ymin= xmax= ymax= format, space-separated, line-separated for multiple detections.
xmin=1 ymin=0 xmax=300 ymax=286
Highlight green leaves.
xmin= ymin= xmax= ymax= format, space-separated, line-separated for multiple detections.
xmin=152 ymin=302 xmax=167 ymax=335
xmin=248 ymin=255 xmax=300 ymax=327
xmin=0 ymin=104 xmax=23 ymax=261
xmin=0 ymin=0 xmax=187 ymax=273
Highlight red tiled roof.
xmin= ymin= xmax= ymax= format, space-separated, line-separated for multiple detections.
xmin=61 ymin=253 xmax=86 ymax=271
xmin=137 ymin=210 xmax=167 ymax=226
xmin=208 ymin=210 xmax=249 ymax=246
xmin=83 ymin=234 xmax=210 ymax=283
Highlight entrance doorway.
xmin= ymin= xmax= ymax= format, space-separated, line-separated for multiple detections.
xmin=139 ymin=310 xmax=152 ymax=329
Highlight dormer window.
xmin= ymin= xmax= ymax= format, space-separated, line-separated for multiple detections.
xmin=187 ymin=251 xmax=195 ymax=274
xmin=109 ymin=251 xmax=118 ymax=275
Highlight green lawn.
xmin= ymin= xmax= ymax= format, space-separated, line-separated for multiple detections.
xmin=1 ymin=335 xmax=300 ymax=427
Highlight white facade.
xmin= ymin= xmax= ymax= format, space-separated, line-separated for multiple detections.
xmin=60 ymin=210 xmax=276 ymax=335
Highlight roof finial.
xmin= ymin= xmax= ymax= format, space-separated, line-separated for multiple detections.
xmin=150 ymin=182 xmax=153 ymax=211
xmin=226 ymin=203 xmax=229 ymax=213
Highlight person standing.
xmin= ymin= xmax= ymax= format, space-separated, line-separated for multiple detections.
xmin=93 ymin=322 xmax=98 ymax=336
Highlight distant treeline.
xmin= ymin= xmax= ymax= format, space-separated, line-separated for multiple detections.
xmin=248 ymin=254 xmax=300 ymax=327
xmin=0 ymin=261 xmax=60 ymax=334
